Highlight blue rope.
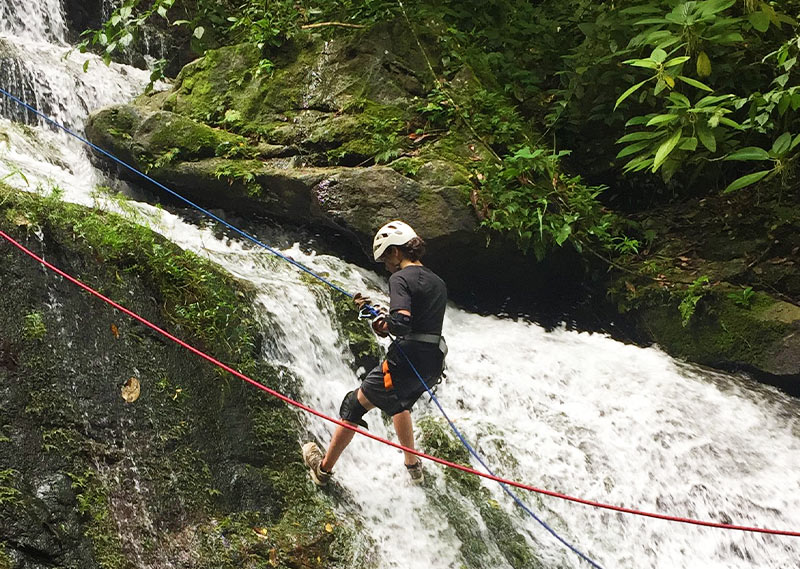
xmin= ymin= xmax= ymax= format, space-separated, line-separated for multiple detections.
xmin=392 ymin=341 xmax=604 ymax=569
xmin=0 ymin=87 xmax=354 ymax=301
xmin=0 ymin=87 xmax=600 ymax=566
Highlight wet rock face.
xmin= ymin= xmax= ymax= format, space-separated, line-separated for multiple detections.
xmin=84 ymin=24 xmax=484 ymax=254
xmin=62 ymin=0 xmax=104 ymax=38
xmin=0 ymin=190 xmax=352 ymax=568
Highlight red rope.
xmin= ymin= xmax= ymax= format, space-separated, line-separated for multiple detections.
xmin=2 ymin=228 xmax=799 ymax=538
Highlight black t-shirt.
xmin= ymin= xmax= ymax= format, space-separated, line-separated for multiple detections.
xmin=385 ymin=265 xmax=447 ymax=391
xmin=388 ymin=265 xmax=447 ymax=335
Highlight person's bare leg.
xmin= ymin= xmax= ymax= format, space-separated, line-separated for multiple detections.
xmin=392 ymin=410 xmax=419 ymax=466
xmin=321 ymin=389 xmax=375 ymax=471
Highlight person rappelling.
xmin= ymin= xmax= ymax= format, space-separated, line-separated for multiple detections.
xmin=302 ymin=220 xmax=448 ymax=486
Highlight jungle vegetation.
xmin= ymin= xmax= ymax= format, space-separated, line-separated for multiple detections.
xmin=80 ymin=0 xmax=799 ymax=261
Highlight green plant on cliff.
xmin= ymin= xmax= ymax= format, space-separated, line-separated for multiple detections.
xmin=479 ymin=146 xmax=626 ymax=259
xmin=69 ymin=470 xmax=128 ymax=569
xmin=4 ymin=185 xmax=256 ymax=362
xmin=0 ymin=543 xmax=11 ymax=569
xmin=679 ymin=275 xmax=711 ymax=326
xmin=0 ymin=470 xmax=21 ymax=507
xmin=21 ymin=312 xmax=46 ymax=340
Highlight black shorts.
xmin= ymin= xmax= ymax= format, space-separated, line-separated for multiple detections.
xmin=360 ymin=349 xmax=442 ymax=417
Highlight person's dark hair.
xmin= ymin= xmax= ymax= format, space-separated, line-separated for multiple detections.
xmin=397 ymin=236 xmax=426 ymax=261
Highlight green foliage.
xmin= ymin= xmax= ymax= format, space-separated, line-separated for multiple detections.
xmin=550 ymin=0 xmax=799 ymax=194
xmin=0 ymin=469 xmax=21 ymax=507
xmin=69 ymin=469 xmax=128 ymax=569
xmin=22 ymin=311 xmax=46 ymax=340
xmin=727 ymin=285 xmax=755 ymax=308
xmin=2 ymin=185 xmax=256 ymax=362
xmin=0 ymin=543 xmax=11 ymax=569
xmin=679 ymin=275 xmax=711 ymax=326
xmin=213 ymin=162 xmax=261 ymax=196
xmin=479 ymin=146 xmax=627 ymax=259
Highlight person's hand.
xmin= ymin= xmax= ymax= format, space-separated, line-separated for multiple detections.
xmin=372 ymin=316 xmax=389 ymax=338
xmin=353 ymin=292 xmax=371 ymax=309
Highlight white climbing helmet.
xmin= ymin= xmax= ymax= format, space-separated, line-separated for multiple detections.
xmin=372 ymin=220 xmax=418 ymax=261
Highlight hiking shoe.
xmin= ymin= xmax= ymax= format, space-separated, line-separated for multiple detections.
xmin=302 ymin=442 xmax=332 ymax=487
xmin=406 ymin=460 xmax=424 ymax=485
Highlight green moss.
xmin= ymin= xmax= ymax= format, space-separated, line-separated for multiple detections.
xmin=21 ymin=311 xmax=46 ymax=340
xmin=418 ymin=417 xmax=541 ymax=569
xmin=431 ymin=493 xmax=491 ymax=568
xmin=89 ymin=106 xmax=140 ymax=141
xmin=0 ymin=470 xmax=21 ymax=509
xmin=0 ymin=543 xmax=11 ymax=569
xmin=69 ymin=469 xmax=130 ymax=569
xmin=140 ymin=112 xmax=246 ymax=162
xmin=388 ymin=157 xmax=425 ymax=177
xmin=0 ymin=185 xmax=256 ymax=361
xmin=642 ymin=290 xmax=789 ymax=367
xmin=1 ymin=184 xmax=361 ymax=568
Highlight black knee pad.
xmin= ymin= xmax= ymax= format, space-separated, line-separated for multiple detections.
xmin=339 ymin=390 xmax=368 ymax=429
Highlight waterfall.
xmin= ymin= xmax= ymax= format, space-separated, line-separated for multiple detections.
xmin=0 ymin=0 xmax=67 ymax=45
xmin=2 ymin=3 xmax=800 ymax=568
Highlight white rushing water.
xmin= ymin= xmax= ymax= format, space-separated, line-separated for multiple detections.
xmin=2 ymin=3 xmax=800 ymax=568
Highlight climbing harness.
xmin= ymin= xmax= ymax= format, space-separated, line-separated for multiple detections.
xmin=3 ymin=89 xmax=800 ymax=569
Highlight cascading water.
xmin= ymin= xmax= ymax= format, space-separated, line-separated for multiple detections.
xmin=2 ymin=3 xmax=800 ymax=568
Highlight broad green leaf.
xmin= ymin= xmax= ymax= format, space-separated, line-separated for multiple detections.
xmin=696 ymin=123 xmax=717 ymax=152
xmin=723 ymin=170 xmax=771 ymax=193
xmin=775 ymin=73 xmax=790 ymax=88
xmin=625 ymin=59 xmax=659 ymax=69
xmin=696 ymin=52 xmax=712 ymax=77
xmin=679 ymin=137 xmax=698 ymax=151
xmin=616 ymin=141 xmax=652 ymax=158
xmin=701 ymin=0 xmax=736 ymax=16
xmin=724 ymin=147 xmax=770 ymax=161
xmin=624 ymin=156 xmax=654 ymax=172
xmin=82 ymin=60 xmax=90 ymax=73
xmin=708 ymin=32 xmax=744 ymax=43
xmin=625 ymin=115 xmax=651 ymax=127
xmin=668 ymin=92 xmax=691 ymax=107
xmin=621 ymin=6 xmax=661 ymax=15
xmin=790 ymin=133 xmax=800 ymax=152
xmin=793 ymin=94 xmax=800 ymax=111
xmin=654 ymin=78 xmax=667 ymax=95
xmin=157 ymin=5 xmax=168 ymax=18
xmin=655 ymin=37 xmax=682 ymax=50
xmin=718 ymin=117 xmax=744 ymax=130
xmin=646 ymin=114 xmax=679 ymax=126
xmin=615 ymin=79 xmax=650 ymax=110
xmin=617 ymin=131 xmax=661 ymax=143
xmin=772 ymin=132 xmax=792 ymax=156
xmin=696 ymin=94 xmax=734 ymax=107
xmin=749 ymin=11 xmax=770 ymax=32
xmin=555 ymin=223 xmax=572 ymax=246
xmin=676 ymin=76 xmax=713 ymax=91
xmin=653 ymin=128 xmax=683 ymax=171
xmin=651 ymin=48 xmax=668 ymax=63
xmin=193 ymin=26 xmax=205 ymax=40
xmin=663 ymin=75 xmax=675 ymax=89
xmin=665 ymin=56 xmax=690 ymax=68
xmin=634 ymin=17 xmax=671 ymax=25
xmin=172 ymin=19 xmax=191 ymax=26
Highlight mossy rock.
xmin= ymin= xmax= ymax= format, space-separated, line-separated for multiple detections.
xmin=0 ymin=186 xmax=357 ymax=568
xmin=86 ymin=105 xmax=246 ymax=168
xmin=641 ymin=289 xmax=800 ymax=379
